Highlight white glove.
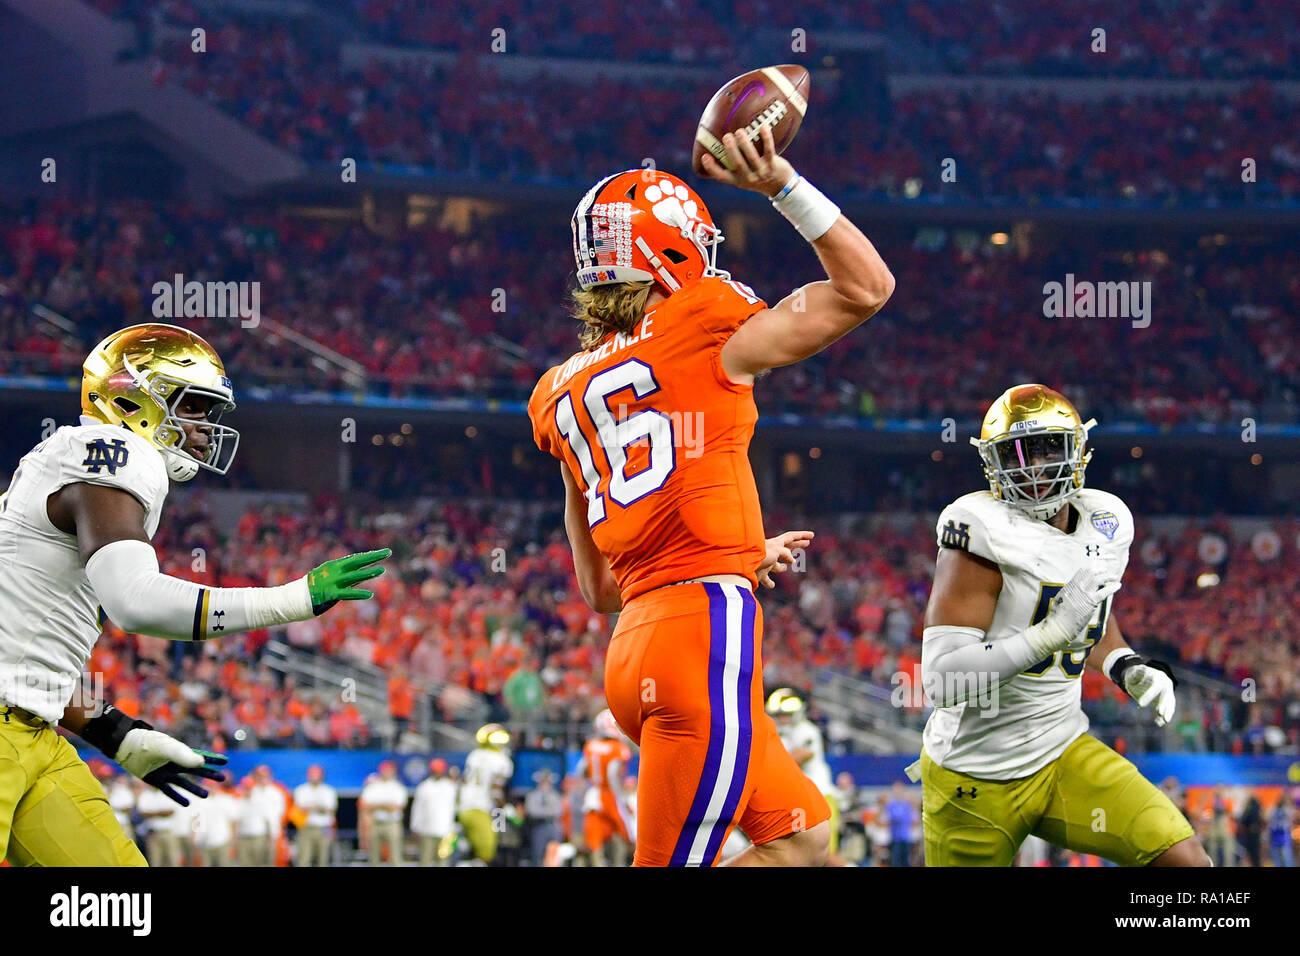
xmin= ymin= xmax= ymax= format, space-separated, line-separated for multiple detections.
xmin=116 ymin=727 xmax=228 ymax=805
xmin=117 ymin=727 xmax=205 ymax=778
xmin=1025 ymin=565 xmax=1122 ymax=659
xmin=1112 ymin=659 xmax=1178 ymax=727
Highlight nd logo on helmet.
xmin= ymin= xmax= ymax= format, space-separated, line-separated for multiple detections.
xmin=82 ymin=438 xmax=130 ymax=476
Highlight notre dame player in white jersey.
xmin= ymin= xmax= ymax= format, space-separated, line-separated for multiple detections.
xmin=0 ymin=324 xmax=389 ymax=866
xmin=766 ymin=688 xmax=848 ymax=862
xmin=455 ymin=723 xmax=515 ymax=864
xmin=914 ymin=384 xmax=1209 ymax=867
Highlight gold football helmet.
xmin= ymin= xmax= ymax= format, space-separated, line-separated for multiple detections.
xmin=765 ymin=687 xmax=804 ymax=718
xmin=82 ymin=324 xmax=238 ymax=482
xmin=971 ymin=384 xmax=1095 ymax=521
xmin=475 ymin=723 xmax=511 ymax=750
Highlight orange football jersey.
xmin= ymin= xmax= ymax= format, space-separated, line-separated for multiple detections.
xmin=582 ymin=737 xmax=632 ymax=791
xmin=529 ymin=276 xmax=768 ymax=602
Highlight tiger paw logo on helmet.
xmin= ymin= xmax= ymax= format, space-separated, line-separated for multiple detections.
xmin=644 ymin=178 xmax=700 ymax=232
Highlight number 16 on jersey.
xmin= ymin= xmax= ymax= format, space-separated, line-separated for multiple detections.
xmin=554 ymin=359 xmax=677 ymax=528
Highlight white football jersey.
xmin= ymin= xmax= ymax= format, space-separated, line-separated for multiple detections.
xmin=778 ymin=716 xmax=836 ymax=795
xmin=922 ymin=488 xmax=1133 ymax=780
xmin=458 ymin=748 xmax=513 ymax=813
xmin=0 ymin=419 xmax=168 ymax=722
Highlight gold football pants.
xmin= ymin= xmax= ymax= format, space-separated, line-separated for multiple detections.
xmin=921 ymin=732 xmax=1194 ymax=867
xmin=0 ymin=708 xmax=146 ymax=866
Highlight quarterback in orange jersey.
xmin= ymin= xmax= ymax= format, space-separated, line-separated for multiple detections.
xmin=573 ymin=709 xmax=635 ymax=866
xmin=528 ymin=126 xmax=894 ymax=866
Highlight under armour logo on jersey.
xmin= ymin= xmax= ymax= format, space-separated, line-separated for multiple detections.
xmin=955 ymin=786 xmax=978 ymax=798
xmin=82 ymin=439 xmax=130 ymax=475
xmin=1085 ymin=544 xmax=1102 ymax=557
xmin=940 ymin=520 xmax=971 ymax=552
xmin=211 ymin=610 xmax=226 ymax=631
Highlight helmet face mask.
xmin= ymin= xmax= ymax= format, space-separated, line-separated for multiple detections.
xmin=83 ymin=324 xmax=239 ymax=483
xmin=973 ymin=385 xmax=1095 ymax=521
xmin=125 ymin=357 xmax=239 ymax=481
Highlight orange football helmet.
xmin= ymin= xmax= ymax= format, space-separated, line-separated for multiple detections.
xmin=572 ymin=170 xmax=724 ymax=294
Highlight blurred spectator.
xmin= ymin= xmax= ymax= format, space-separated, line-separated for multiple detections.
xmin=361 ymin=759 xmax=409 ymax=865
xmin=524 ymin=769 xmax=564 ymax=867
xmin=1237 ymin=794 xmax=1264 ymax=867
xmin=235 ymin=778 xmax=273 ymax=866
xmin=1268 ymin=800 xmax=1294 ymax=868
xmin=1204 ymin=786 xmax=1234 ymax=867
xmin=249 ymin=764 xmax=292 ymax=865
xmin=190 ymin=780 xmax=238 ymax=867
xmin=105 ymin=772 xmax=139 ymax=845
xmin=411 ymin=758 xmax=458 ymax=866
xmin=137 ymin=783 xmax=182 ymax=867
xmin=834 ymin=771 xmax=867 ymax=864
xmin=293 ymin=764 xmax=338 ymax=867
xmin=885 ymin=782 xmax=918 ymax=867
xmin=387 ymin=665 xmax=416 ymax=747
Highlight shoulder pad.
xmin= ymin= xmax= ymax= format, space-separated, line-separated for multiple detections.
xmin=936 ymin=492 xmax=1007 ymax=566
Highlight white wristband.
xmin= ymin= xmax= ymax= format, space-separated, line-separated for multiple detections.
xmin=770 ymin=175 xmax=840 ymax=242
xmin=1102 ymin=646 xmax=1136 ymax=680
xmin=244 ymin=577 xmax=315 ymax=630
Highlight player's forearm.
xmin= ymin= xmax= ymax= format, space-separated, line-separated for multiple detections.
xmin=1086 ymin=611 xmax=1128 ymax=674
xmin=561 ymin=461 xmax=622 ymax=613
xmin=565 ymin=509 xmax=621 ymax=613
xmin=806 ymin=214 xmax=895 ymax=316
xmin=59 ymin=696 xmax=97 ymax=736
xmin=86 ymin=539 xmax=313 ymax=641
xmin=921 ymin=623 xmax=1069 ymax=706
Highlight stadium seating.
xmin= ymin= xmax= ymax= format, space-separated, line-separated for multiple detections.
xmin=3 ymin=199 xmax=1292 ymax=427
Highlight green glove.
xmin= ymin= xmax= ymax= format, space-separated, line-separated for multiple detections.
xmin=307 ymin=549 xmax=391 ymax=615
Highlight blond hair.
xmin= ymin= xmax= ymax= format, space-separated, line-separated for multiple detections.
xmin=570 ymin=281 xmax=654 ymax=350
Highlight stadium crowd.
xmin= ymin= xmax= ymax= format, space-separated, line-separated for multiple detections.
xmin=91 ymin=0 xmax=1300 ymax=78
xmin=70 ymin=490 xmax=1300 ymax=760
xmin=129 ymin=17 xmax=1299 ymax=207
xmin=3 ymin=199 xmax=1293 ymax=428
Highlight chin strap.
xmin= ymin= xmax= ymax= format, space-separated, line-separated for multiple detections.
xmin=162 ymin=447 xmax=200 ymax=482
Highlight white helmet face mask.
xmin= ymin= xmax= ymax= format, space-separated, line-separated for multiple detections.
xmin=975 ymin=420 xmax=1094 ymax=521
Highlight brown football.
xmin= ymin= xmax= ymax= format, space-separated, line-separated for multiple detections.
xmin=692 ymin=64 xmax=810 ymax=176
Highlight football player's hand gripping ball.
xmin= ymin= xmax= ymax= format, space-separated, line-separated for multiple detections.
xmin=307 ymin=548 xmax=391 ymax=615
xmin=699 ymin=124 xmax=797 ymax=198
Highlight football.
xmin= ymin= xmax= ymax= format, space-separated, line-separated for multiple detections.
xmin=692 ymin=64 xmax=810 ymax=175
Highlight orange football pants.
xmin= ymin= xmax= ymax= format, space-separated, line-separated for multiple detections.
xmin=584 ymin=790 xmax=630 ymax=851
xmin=605 ymin=581 xmax=829 ymax=866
